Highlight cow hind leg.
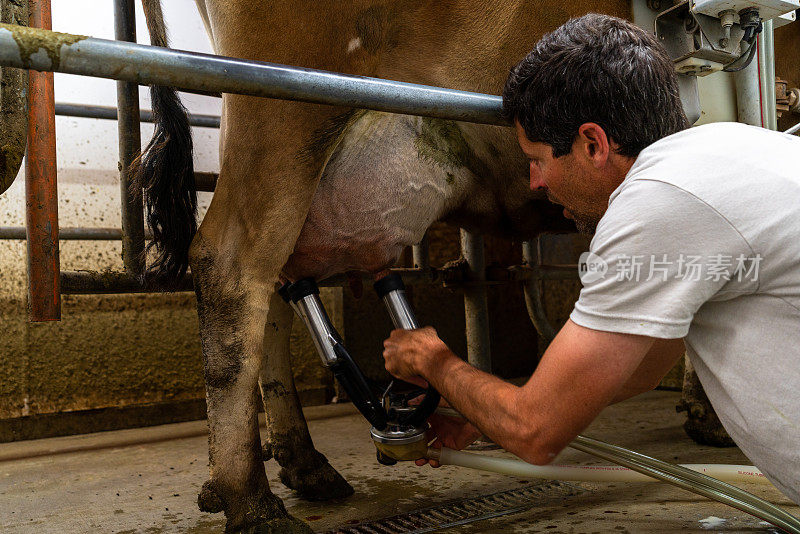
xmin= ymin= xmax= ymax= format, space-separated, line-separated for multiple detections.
xmin=259 ymin=292 xmax=354 ymax=501
xmin=192 ymin=235 xmax=312 ymax=533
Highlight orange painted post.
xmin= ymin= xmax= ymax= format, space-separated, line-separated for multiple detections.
xmin=25 ymin=0 xmax=61 ymax=321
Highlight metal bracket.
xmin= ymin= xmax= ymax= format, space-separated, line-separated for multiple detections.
xmin=655 ymin=1 xmax=746 ymax=75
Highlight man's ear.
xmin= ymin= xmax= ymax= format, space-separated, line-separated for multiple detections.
xmin=576 ymin=123 xmax=611 ymax=168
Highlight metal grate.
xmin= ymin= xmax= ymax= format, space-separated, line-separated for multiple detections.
xmin=326 ymin=482 xmax=585 ymax=534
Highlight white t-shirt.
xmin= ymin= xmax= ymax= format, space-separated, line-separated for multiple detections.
xmin=570 ymin=122 xmax=800 ymax=503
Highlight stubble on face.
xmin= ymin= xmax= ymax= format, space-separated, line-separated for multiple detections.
xmin=545 ymin=178 xmax=600 ymax=235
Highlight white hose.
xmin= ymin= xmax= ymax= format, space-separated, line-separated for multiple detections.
xmin=433 ymin=447 xmax=769 ymax=485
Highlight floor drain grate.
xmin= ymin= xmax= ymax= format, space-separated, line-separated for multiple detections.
xmin=326 ymin=482 xmax=585 ymax=534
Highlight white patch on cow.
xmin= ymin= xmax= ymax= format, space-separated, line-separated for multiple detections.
xmin=347 ymin=37 xmax=362 ymax=54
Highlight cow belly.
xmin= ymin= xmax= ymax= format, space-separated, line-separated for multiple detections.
xmin=282 ymin=111 xmax=487 ymax=281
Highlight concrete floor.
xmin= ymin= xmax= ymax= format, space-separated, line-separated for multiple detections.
xmin=1 ymin=391 xmax=797 ymax=533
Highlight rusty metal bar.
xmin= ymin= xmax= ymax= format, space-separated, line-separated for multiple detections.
xmin=0 ymin=23 xmax=505 ymax=126
xmin=25 ymin=0 xmax=59 ymax=321
xmin=55 ymin=102 xmax=221 ymax=128
xmin=459 ymin=229 xmax=491 ymax=372
xmin=114 ymin=0 xmax=144 ymax=278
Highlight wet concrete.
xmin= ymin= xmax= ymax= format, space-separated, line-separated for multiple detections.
xmin=1 ymin=391 xmax=796 ymax=533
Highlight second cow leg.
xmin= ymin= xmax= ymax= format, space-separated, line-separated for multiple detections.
xmin=259 ymin=291 xmax=354 ymax=500
xmin=678 ymin=355 xmax=735 ymax=447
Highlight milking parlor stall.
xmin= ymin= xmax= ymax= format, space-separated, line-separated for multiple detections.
xmin=1 ymin=0 xmax=800 ymax=532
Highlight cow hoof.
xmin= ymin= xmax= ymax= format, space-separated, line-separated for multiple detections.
xmin=683 ymin=417 xmax=736 ymax=447
xmin=677 ymin=400 xmax=736 ymax=447
xmin=236 ymin=516 xmax=313 ymax=534
xmin=219 ymin=484 xmax=311 ymax=534
xmin=198 ymin=479 xmax=225 ymax=513
xmin=279 ymin=461 xmax=354 ymax=501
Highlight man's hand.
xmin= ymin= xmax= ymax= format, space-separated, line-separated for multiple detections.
xmin=382 ymin=327 xmax=454 ymax=383
xmin=415 ymin=410 xmax=482 ymax=468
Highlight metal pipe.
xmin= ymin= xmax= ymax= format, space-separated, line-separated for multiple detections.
xmin=57 ymin=263 xmax=576 ymax=295
xmin=764 ymin=19 xmax=777 ymax=131
xmin=758 ymin=20 xmax=778 ymax=130
xmin=0 ymin=23 xmax=505 ymax=126
xmin=25 ymin=0 xmax=60 ymax=321
xmin=55 ymin=102 xmax=221 ymax=128
xmin=411 ymin=234 xmax=429 ymax=271
xmin=0 ymin=226 xmax=153 ymax=240
xmin=292 ymin=294 xmax=341 ymax=367
xmin=734 ymin=41 xmax=762 ymax=126
xmin=382 ymin=290 xmax=420 ymax=331
xmin=194 ymin=171 xmax=217 ymax=192
xmin=522 ymin=240 xmax=557 ymax=343
xmin=114 ymin=0 xmax=144 ymax=278
xmin=60 ymin=269 xmax=194 ymax=294
xmin=459 ymin=229 xmax=491 ymax=372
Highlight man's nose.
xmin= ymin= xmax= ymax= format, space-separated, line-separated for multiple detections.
xmin=529 ymin=162 xmax=547 ymax=190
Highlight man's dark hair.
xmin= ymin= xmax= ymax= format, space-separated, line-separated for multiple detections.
xmin=503 ymin=13 xmax=689 ymax=158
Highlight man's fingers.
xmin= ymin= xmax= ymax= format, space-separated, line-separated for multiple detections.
xmin=415 ymin=459 xmax=427 ymax=467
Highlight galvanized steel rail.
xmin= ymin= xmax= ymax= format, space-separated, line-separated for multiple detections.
xmin=55 ymin=102 xmax=221 ymax=128
xmin=0 ymin=23 xmax=506 ymax=126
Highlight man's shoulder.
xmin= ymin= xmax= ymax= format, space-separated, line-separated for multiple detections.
xmin=641 ymin=122 xmax=775 ymax=153
xmin=631 ymin=122 xmax=798 ymax=175
xmin=616 ymin=123 xmax=800 ymax=213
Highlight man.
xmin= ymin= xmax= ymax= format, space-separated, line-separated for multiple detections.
xmin=382 ymin=13 xmax=800 ymax=504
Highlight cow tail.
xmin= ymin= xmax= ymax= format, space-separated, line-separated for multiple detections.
xmin=136 ymin=0 xmax=196 ymax=284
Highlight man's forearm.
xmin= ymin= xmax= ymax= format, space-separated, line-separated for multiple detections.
xmin=384 ymin=321 xmax=659 ymax=465
xmin=423 ymin=351 xmax=551 ymax=464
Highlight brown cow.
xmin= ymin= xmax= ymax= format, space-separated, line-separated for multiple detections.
xmin=138 ymin=2 xmax=800 ymax=533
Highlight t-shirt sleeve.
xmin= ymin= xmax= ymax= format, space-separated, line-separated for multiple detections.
xmin=570 ymin=179 xmax=755 ymax=339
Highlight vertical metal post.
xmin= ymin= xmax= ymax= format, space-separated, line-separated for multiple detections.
xmin=734 ymin=53 xmax=762 ymax=126
xmin=114 ymin=0 xmax=145 ymax=277
xmin=412 ymin=234 xmax=429 ymax=270
xmin=459 ymin=229 xmax=491 ymax=372
xmin=758 ymin=19 xmax=777 ymax=131
xmin=25 ymin=0 xmax=60 ymax=321
xmin=522 ymin=239 xmax=556 ymax=343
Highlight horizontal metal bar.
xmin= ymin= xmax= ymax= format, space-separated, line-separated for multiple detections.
xmin=0 ymin=24 xmax=506 ymax=126
xmin=60 ymin=270 xmax=193 ymax=294
xmin=55 ymin=102 xmax=221 ymax=128
xmin=0 ymin=226 xmax=153 ymax=240
xmin=194 ymin=171 xmax=217 ymax=192
xmin=60 ymin=268 xmax=440 ymax=295
xmin=58 ymin=263 xmax=577 ymax=295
